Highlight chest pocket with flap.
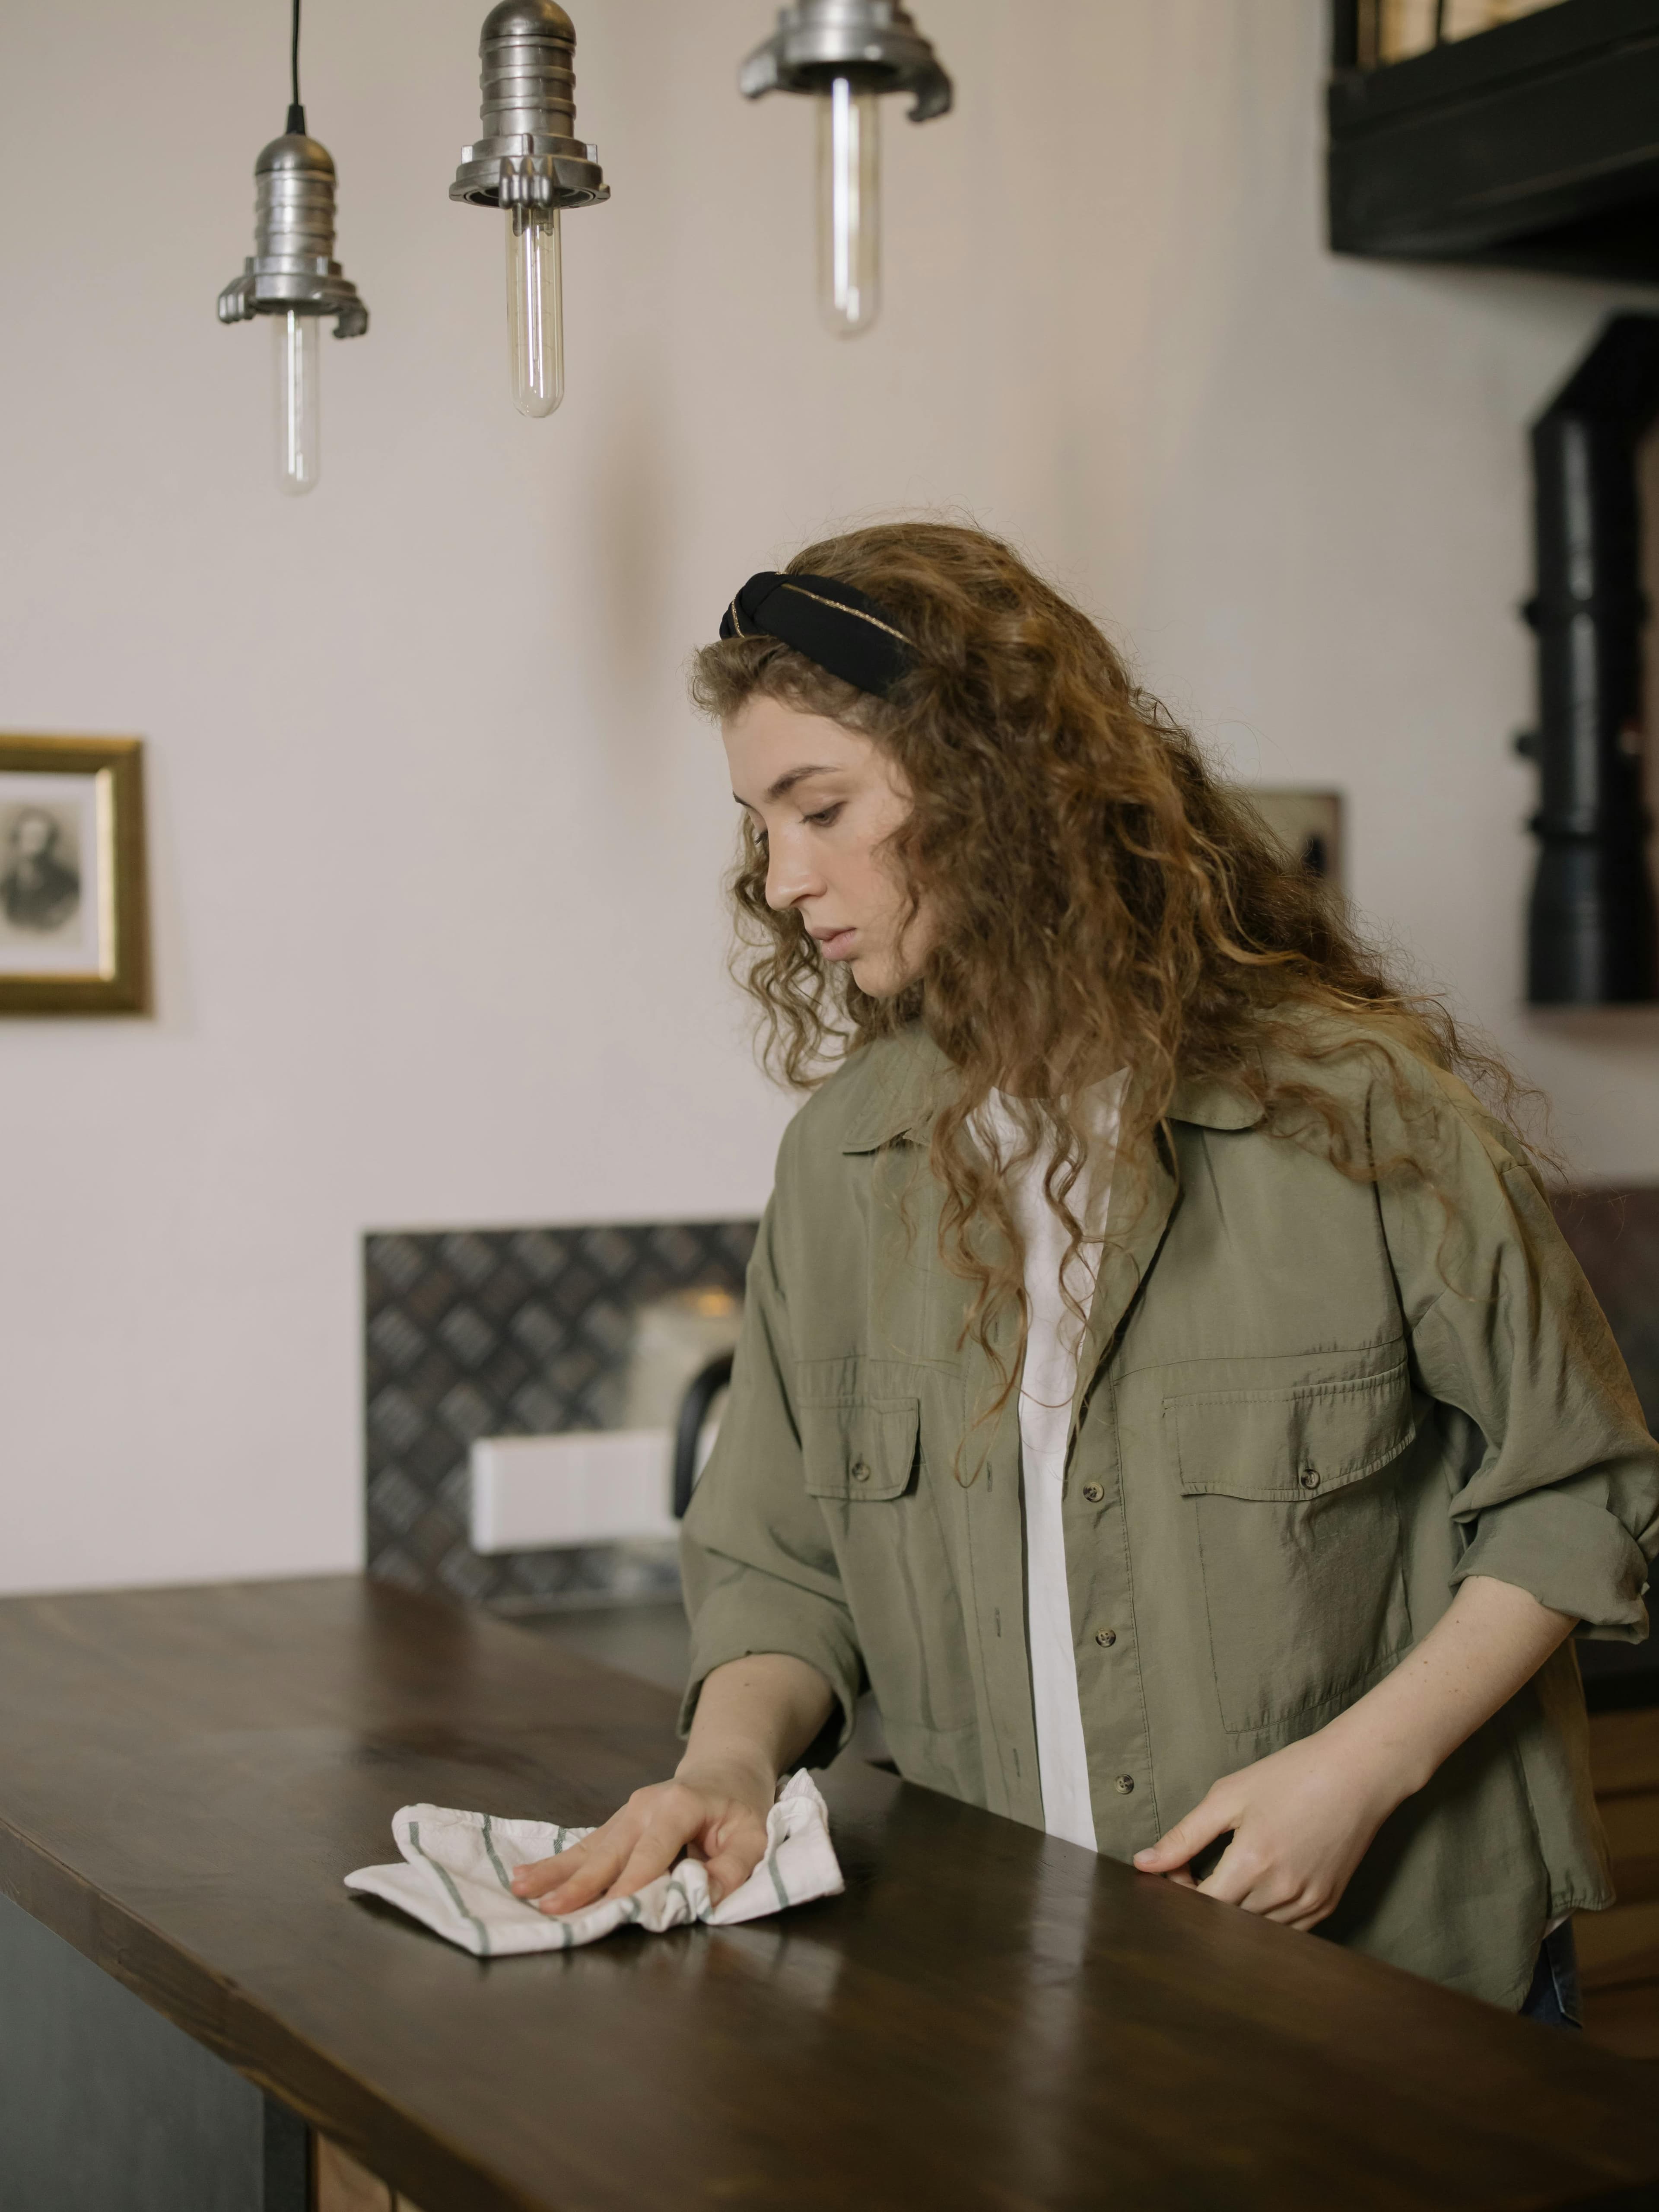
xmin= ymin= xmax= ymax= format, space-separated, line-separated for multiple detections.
xmin=797 ymin=1388 xmax=975 ymax=1737
xmin=800 ymin=1397 xmax=920 ymax=1502
xmin=1166 ymin=1358 xmax=1419 ymax=1738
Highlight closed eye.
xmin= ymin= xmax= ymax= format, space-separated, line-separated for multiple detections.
xmin=804 ymin=803 xmax=844 ymax=828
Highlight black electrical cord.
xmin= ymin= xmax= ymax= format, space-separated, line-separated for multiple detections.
xmin=286 ymin=0 xmax=306 ymax=136
xmin=1433 ymin=0 xmax=1449 ymax=44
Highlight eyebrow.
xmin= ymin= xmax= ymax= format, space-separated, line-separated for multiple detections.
xmin=732 ymin=764 xmax=839 ymax=808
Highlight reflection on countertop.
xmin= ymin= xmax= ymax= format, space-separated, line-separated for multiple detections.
xmin=518 ymin=1599 xmax=693 ymax=1698
xmin=519 ymin=1600 xmax=894 ymax=1766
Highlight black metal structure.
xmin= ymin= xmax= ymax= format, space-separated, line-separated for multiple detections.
xmin=0 ymin=1890 xmax=312 ymax=2210
xmin=1522 ymin=316 xmax=1659 ymax=1005
xmin=1328 ymin=0 xmax=1659 ymax=281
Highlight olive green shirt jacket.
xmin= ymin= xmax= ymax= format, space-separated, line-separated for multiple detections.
xmin=679 ymin=1025 xmax=1659 ymax=2008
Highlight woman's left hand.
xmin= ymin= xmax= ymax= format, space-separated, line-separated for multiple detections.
xmin=1131 ymin=1727 xmax=1407 ymax=1931
xmin=1134 ymin=1578 xmax=1577 ymax=1930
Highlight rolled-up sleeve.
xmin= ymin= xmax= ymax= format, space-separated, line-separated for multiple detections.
xmin=1377 ymin=1074 xmax=1659 ymax=1639
xmin=677 ymin=1198 xmax=864 ymax=1758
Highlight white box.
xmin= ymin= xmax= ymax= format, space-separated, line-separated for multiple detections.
xmin=469 ymin=1429 xmax=679 ymax=1554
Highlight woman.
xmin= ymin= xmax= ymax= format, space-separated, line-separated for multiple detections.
xmin=512 ymin=523 xmax=1658 ymax=2019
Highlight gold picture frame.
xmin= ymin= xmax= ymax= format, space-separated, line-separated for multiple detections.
xmin=0 ymin=735 xmax=150 ymax=1015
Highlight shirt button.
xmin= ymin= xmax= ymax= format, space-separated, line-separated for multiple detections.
xmin=1081 ymin=1482 xmax=1105 ymax=1505
xmin=851 ymin=1459 xmax=871 ymax=1483
xmin=1094 ymin=1627 xmax=1116 ymax=1648
xmin=1299 ymin=1469 xmax=1321 ymax=1491
xmin=1114 ymin=1774 xmax=1135 ymax=1794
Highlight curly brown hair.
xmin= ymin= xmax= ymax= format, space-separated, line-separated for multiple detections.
xmin=692 ymin=520 xmax=1538 ymax=1425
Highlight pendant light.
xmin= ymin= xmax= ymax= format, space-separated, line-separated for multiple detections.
xmin=450 ymin=1 xmax=609 ymax=419
xmin=216 ymin=0 xmax=368 ymax=496
xmin=740 ymin=0 xmax=952 ymax=338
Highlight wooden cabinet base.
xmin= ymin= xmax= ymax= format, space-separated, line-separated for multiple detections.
xmin=316 ymin=2135 xmax=426 ymax=2212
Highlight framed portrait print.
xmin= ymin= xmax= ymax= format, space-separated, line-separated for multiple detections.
xmin=0 ymin=735 xmax=149 ymax=1014
xmin=1243 ymin=787 xmax=1346 ymax=891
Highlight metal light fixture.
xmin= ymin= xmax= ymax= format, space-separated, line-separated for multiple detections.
xmin=740 ymin=0 xmax=952 ymax=337
xmin=217 ymin=0 xmax=367 ymax=496
xmin=451 ymin=0 xmax=608 ymax=419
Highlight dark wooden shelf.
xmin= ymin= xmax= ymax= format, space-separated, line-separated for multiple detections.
xmin=1329 ymin=0 xmax=1659 ymax=281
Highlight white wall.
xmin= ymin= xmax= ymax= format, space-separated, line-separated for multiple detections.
xmin=2 ymin=0 xmax=1656 ymax=1596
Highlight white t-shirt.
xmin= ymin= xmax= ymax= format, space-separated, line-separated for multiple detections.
xmin=979 ymin=1075 xmax=1127 ymax=1851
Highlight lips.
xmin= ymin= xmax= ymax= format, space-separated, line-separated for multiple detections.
xmin=811 ymin=927 xmax=857 ymax=961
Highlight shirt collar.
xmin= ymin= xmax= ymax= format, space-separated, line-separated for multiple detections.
xmin=1164 ymin=1075 xmax=1265 ymax=1131
xmin=839 ymin=1030 xmax=1265 ymax=1152
xmin=839 ymin=1030 xmax=953 ymax=1153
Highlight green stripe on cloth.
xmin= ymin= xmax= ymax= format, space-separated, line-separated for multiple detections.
xmin=765 ymin=1835 xmax=789 ymax=1912
xmin=407 ymin=1820 xmax=492 ymax=1957
xmin=480 ymin=1815 xmax=514 ymax=1894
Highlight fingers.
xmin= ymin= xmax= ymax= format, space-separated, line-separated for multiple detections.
xmin=701 ymin=1821 xmax=769 ymax=1910
xmin=1265 ymin=1887 xmax=1336 ymax=1931
xmin=1196 ymin=1844 xmax=1331 ymax=1925
xmin=1286 ymin=1900 xmax=1335 ymax=1932
xmin=1196 ymin=1833 xmax=1305 ymax=1915
xmin=510 ymin=1791 xmax=657 ymax=1906
xmin=508 ymin=1838 xmax=589 ymax=1901
xmin=594 ymin=1799 xmax=770 ymax=1911
xmin=510 ymin=1823 xmax=633 ymax=1906
xmin=590 ymin=1821 xmax=702 ymax=1912
xmin=1133 ymin=1784 xmax=1239 ymax=1875
xmin=505 ymin=1780 xmax=771 ymax=1919
xmin=536 ymin=1783 xmax=713 ymax=1916
xmin=1195 ymin=1840 xmax=1266 ymax=1909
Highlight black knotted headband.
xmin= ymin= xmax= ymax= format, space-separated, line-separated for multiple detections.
xmin=719 ymin=570 xmax=916 ymax=698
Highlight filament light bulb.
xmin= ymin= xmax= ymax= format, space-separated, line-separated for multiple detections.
xmin=506 ymin=204 xmax=564 ymax=416
xmin=273 ymin=310 xmax=321 ymax=494
xmin=218 ymin=131 xmax=367 ymax=497
xmin=451 ymin=2 xmax=607 ymax=420
xmin=817 ymin=78 xmax=880 ymax=337
xmin=739 ymin=1 xmax=950 ymax=338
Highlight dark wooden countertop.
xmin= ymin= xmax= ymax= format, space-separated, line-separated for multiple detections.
xmin=1 ymin=1575 xmax=1656 ymax=2212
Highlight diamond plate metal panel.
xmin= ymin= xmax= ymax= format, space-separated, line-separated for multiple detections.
xmin=364 ymin=1220 xmax=756 ymax=1609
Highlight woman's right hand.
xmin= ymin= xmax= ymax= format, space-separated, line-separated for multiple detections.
xmin=508 ymin=1758 xmax=775 ymax=1916
xmin=510 ymin=1652 xmax=835 ymax=1917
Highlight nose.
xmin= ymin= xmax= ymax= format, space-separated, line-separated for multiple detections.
xmin=764 ymin=829 xmax=825 ymax=914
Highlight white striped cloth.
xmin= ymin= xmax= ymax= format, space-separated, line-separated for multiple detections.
xmin=343 ymin=1770 xmax=842 ymax=1957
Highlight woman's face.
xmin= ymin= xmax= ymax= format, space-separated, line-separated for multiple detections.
xmin=723 ymin=694 xmax=936 ymax=1000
